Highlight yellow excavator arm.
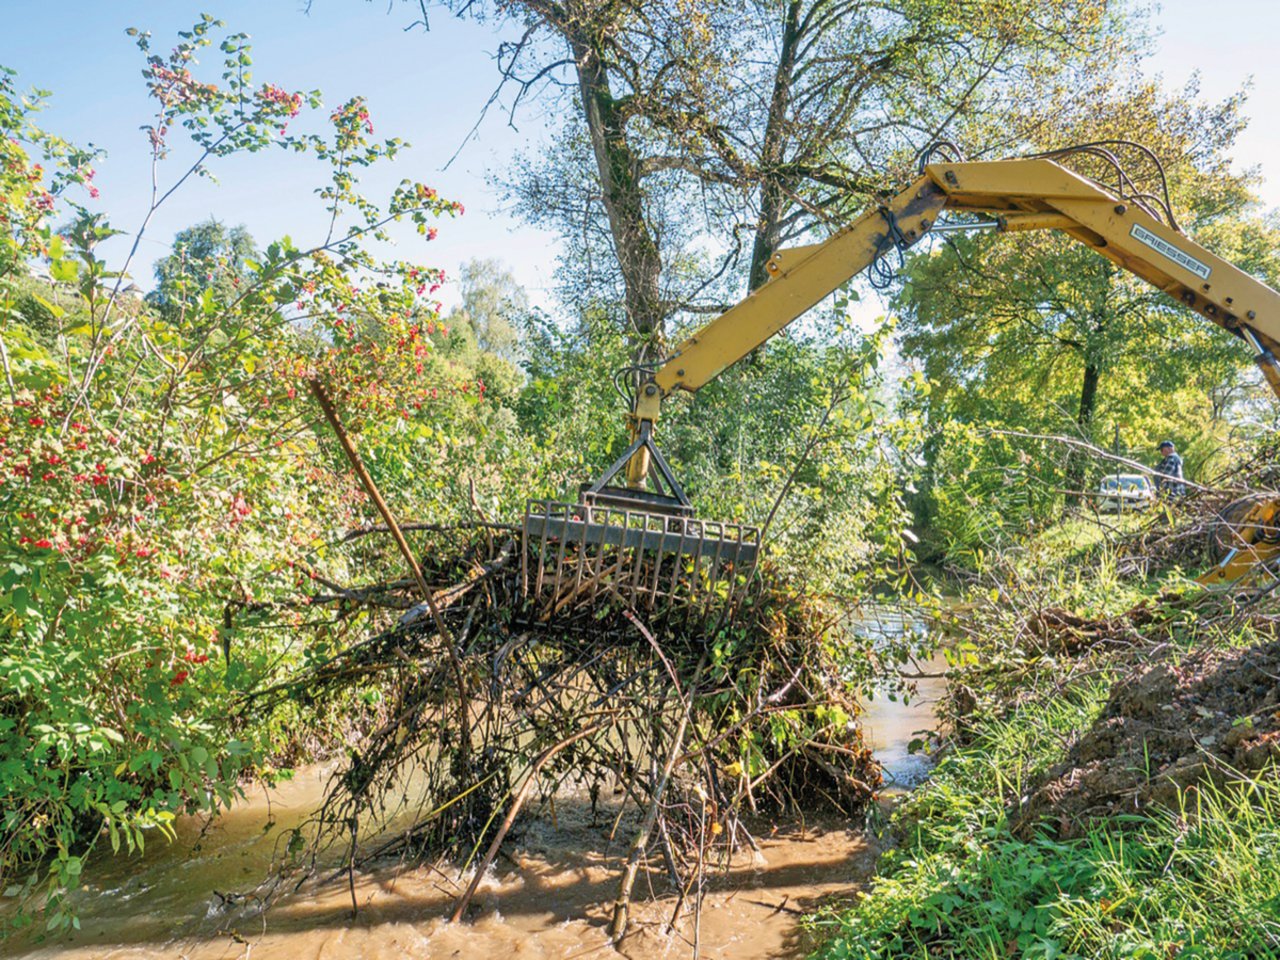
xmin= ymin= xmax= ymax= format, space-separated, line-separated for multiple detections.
xmin=633 ymin=157 xmax=1280 ymax=432
xmin=618 ymin=155 xmax=1280 ymax=586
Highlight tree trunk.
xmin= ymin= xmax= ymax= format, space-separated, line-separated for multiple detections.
xmin=1065 ymin=359 xmax=1101 ymax=501
xmin=568 ymin=31 xmax=665 ymax=362
xmin=747 ymin=0 xmax=803 ymax=291
xmin=1077 ymin=360 xmax=1100 ymax=430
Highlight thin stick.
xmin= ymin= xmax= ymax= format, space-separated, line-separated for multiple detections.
xmin=449 ymin=720 xmax=612 ymax=923
xmin=610 ymin=616 xmax=705 ymax=943
xmin=308 ymin=378 xmax=472 ymax=769
xmin=609 ymin=704 xmax=695 ymax=943
xmin=0 ymin=333 xmax=17 ymax=405
xmin=987 ymin=427 xmax=1223 ymax=494
xmin=758 ymin=385 xmax=845 ymax=546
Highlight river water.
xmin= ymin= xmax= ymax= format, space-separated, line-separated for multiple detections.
xmin=9 ymin=618 xmax=946 ymax=960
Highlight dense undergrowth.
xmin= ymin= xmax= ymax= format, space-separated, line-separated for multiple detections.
xmin=811 ymin=501 xmax=1280 ymax=959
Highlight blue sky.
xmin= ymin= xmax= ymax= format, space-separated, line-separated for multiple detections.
xmin=1 ymin=0 xmax=1277 ymax=316
xmin=2 ymin=2 xmax=562 ymax=308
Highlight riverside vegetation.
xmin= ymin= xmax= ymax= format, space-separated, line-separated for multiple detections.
xmin=0 ymin=17 xmax=916 ymax=937
xmin=812 ymin=499 xmax=1280 ymax=959
xmin=3 ymin=5 xmax=1280 ymax=958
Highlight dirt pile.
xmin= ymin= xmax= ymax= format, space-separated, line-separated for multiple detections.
xmin=1011 ymin=636 xmax=1280 ymax=838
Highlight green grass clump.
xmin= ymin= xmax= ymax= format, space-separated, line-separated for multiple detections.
xmin=809 ymin=680 xmax=1280 ymax=959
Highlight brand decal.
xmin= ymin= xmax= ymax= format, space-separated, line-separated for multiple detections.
xmin=1130 ymin=223 xmax=1211 ymax=280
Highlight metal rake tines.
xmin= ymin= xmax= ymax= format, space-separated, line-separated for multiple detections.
xmin=520 ymin=500 xmax=760 ymax=624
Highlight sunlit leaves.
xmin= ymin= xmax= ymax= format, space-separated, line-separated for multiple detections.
xmin=0 ymin=18 xmax=474 ymax=934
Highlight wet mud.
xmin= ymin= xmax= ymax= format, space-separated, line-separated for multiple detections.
xmin=11 ymin=770 xmax=882 ymax=960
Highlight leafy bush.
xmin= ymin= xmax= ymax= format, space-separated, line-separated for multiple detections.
xmin=0 ymin=23 xmax=482 ymax=931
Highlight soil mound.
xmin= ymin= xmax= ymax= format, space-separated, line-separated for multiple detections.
xmin=1011 ymin=637 xmax=1280 ymax=838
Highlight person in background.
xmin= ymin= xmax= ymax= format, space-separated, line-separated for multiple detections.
xmin=1154 ymin=439 xmax=1186 ymax=496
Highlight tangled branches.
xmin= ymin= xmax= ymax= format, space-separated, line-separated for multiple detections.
xmin=242 ymin=524 xmax=882 ymax=939
xmin=1113 ymin=439 xmax=1280 ymax=581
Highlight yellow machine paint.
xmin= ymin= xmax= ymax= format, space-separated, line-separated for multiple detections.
xmin=1196 ymin=497 xmax=1280 ymax=589
xmin=525 ymin=151 xmax=1280 ymax=611
xmin=642 ymin=159 xmax=1280 ymax=406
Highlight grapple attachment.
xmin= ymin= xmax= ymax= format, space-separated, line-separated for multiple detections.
xmin=521 ymin=423 xmax=760 ymax=623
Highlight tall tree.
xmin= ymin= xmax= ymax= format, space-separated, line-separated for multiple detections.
xmin=433 ymin=0 xmax=1130 ymax=356
xmin=147 ymin=218 xmax=259 ymax=315
xmin=449 ymin=257 xmax=528 ymax=360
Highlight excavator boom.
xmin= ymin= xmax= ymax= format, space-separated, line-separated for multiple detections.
xmin=639 ymin=158 xmax=1280 ymax=422
xmin=523 ymin=152 xmax=1280 ymax=618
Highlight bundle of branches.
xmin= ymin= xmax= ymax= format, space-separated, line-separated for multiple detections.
xmin=1023 ymin=602 xmax=1173 ymax=656
xmin=1114 ymin=438 xmax=1280 ymax=579
xmin=243 ymin=522 xmax=881 ymax=934
xmin=1112 ymin=494 xmax=1240 ymax=579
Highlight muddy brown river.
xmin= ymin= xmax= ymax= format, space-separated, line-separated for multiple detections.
xmin=10 ymin=636 xmax=945 ymax=959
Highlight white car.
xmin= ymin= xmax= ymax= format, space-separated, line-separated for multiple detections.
xmin=1098 ymin=473 xmax=1155 ymax=512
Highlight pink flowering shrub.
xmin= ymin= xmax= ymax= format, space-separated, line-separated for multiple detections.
xmin=0 ymin=20 xmax=501 ymax=934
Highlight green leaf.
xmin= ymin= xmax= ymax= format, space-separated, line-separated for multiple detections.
xmin=49 ymin=259 xmax=78 ymax=283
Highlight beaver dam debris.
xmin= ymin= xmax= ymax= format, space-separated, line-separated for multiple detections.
xmin=243 ymin=521 xmax=883 ymax=939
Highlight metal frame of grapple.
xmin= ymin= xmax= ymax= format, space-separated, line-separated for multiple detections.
xmin=521 ymin=424 xmax=761 ymax=624
xmin=580 ymin=420 xmax=694 ymax=517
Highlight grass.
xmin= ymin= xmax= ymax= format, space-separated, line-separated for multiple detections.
xmin=1033 ymin=512 xmax=1146 ymax=564
xmin=809 ymin=673 xmax=1280 ymax=959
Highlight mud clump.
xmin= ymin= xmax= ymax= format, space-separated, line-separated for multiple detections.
xmin=1011 ymin=638 xmax=1280 ymax=838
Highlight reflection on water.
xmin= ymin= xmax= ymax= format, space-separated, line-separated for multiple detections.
xmin=9 ymin=606 xmax=945 ymax=960
xmin=859 ymin=648 xmax=947 ymax=790
xmin=851 ymin=605 xmax=948 ymax=790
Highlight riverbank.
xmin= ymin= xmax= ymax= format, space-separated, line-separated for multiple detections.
xmin=807 ymin=526 xmax=1280 ymax=958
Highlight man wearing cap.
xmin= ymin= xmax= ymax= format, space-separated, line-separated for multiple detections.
xmin=1154 ymin=440 xmax=1186 ymax=497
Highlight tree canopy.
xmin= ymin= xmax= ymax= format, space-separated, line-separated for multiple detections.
xmin=146 ymin=218 xmax=259 ymax=314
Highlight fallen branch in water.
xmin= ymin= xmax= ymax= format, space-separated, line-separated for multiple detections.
xmin=449 ymin=717 xmax=617 ymax=923
xmin=243 ymin=522 xmax=890 ymax=940
xmin=611 ymin=614 xmax=703 ymax=943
